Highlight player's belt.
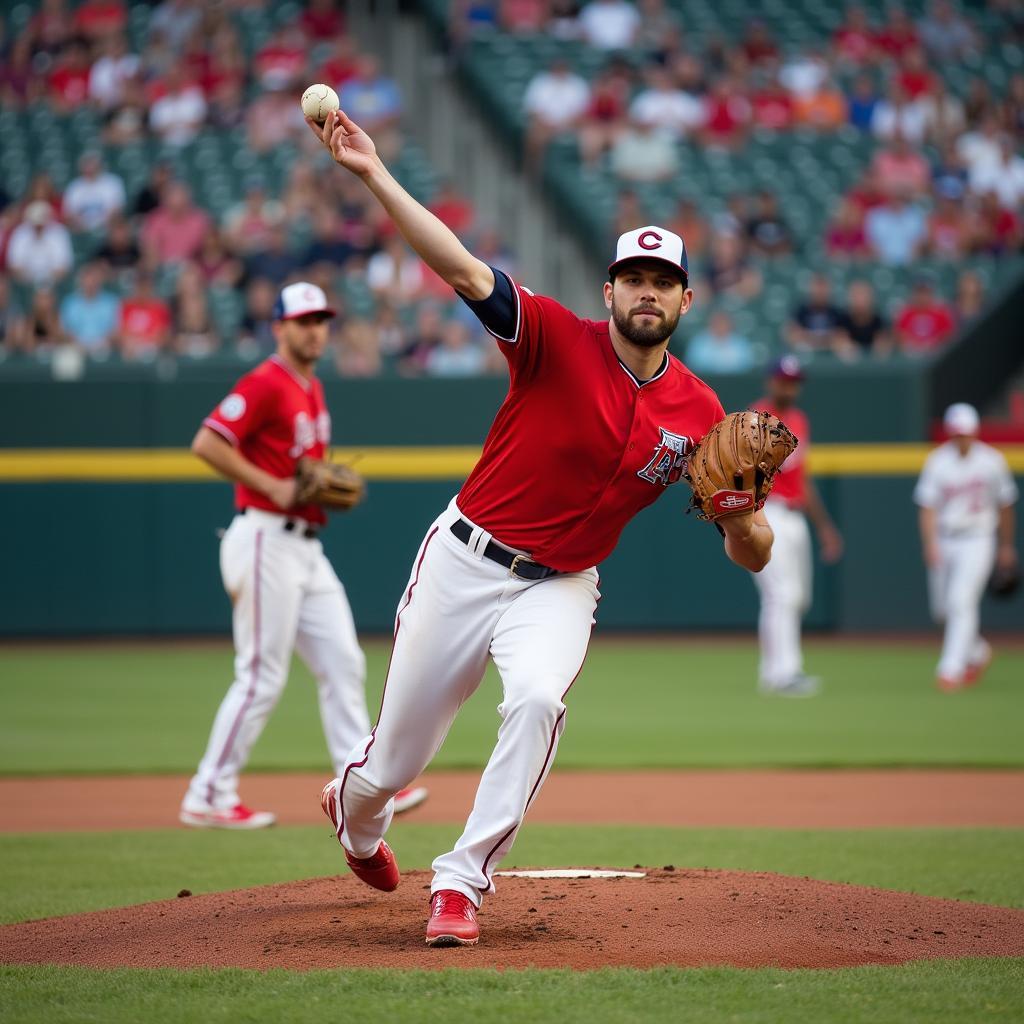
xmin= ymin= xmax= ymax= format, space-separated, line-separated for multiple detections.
xmin=449 ymin=519 xmax=560 ymax=581
xmin=240 ymin=507 xmax=319 ymax=539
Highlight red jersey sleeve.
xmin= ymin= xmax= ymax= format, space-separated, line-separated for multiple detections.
xmin=493 ymin=278 xmax=587 ymax=385
xmin=203 ymin=373 xmax=271 ymax=447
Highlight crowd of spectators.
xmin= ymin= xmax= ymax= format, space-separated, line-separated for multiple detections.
xmin=0 ymin=0 xmax=513 ymax=376
xmin=450 ymin=0 xmax=1022 ymax=366
xmin=2 ymin=0 xmax=1023 ymax=377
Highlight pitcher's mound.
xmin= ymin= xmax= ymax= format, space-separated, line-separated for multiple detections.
xmin=3 ymin=869 xmax=1023 ymax=971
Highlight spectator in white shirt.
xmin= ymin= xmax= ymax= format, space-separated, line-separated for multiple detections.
xmin=968 ymin=135 xmax=1024 ymax=209
xmin=578 ymin=0 xmax=640 ymax=51
xmin=149 ymin=66 xmax=207 ymax=147
xmin=88 ymin=33 xmax=141 ymax=110
xmin=871 ymin=83 xmax=929 ymax=144
xmin=629 ymin=65 xmax=705 ymax=139
xmin=956 ymin=116 xmax=1002 ymax=181
xmin=6 ymin=202 xmax=73 ymax=288
xmin=610 ymin=115 xmax=679 ymax=181
xmin=63 ymin=152 xmax=127 ymax=233
xmin=523 ymin=59 xmax=591 ymax=173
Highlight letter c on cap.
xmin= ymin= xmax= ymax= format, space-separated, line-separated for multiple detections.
xmin=638 ymin=230 xmax=663 ymax=250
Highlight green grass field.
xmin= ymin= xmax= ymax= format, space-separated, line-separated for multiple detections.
xmin=1 ymin=639 xmax=1023 ymax=773
xmin=1 ymin=640 xmax=1022 ymax=1023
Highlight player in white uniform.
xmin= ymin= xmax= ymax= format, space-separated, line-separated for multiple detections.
xmin=180 ymin=283 xmax=427 ymax=828
xmin=914 ymin=403 xmax=1018 ymax=691
xmin=751 ymin=358 xmax=843 ymax=697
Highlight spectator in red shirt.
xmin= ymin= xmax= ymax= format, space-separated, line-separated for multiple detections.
xmin=824 ymin=198 xmax=869 ymax=259
xmin=141 ymin=181 xmax=211 ymax=265
xmin=701 ymin=76 xmax=750 ymax=149
xmin=73 ymin=0 xmax=127 ymax=40
xmin=119 ymin=271 xmax=173 ymax=358
xmin=894 ymin=279 xmax=957 ymax=353
xmin=896 ymin=45 xmax=935 ymax=101
xmin=871 ymin=132 xmax=931 ymax=197
xmin=254 ymin=26 xmax=307 ymax=92
xmin=428 ymin=181 xmax=475 ymax=238
xmin=317 ymin=36 xmax=359 ymax=91
xmin=741 ymin=20 xmax=778 ymax=65
xmin=969 ymin=191 xmax=1021 ymax=256
xmin=750 ymin=73 xmax=795 ymax=131
xmin=299 ymin=0 xmax=346 ymax=40
xmin=49 ymin=40 xmax=92 ymax=109
xmin=578 ymin=61 xmax=633 ymax=166
xmin=874 ymin=6 xmax=918 ymax=60
xmin=833 ymin=6 xmax=876 ymax=66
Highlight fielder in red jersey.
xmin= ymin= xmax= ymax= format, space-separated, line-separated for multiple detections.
xmin=308 ymin=107 xmax=774 ymax=948
xmin=750 ymin=357 xmax=843 ymax=697
xmin=180 ymin=282 xmax=428 ymax=830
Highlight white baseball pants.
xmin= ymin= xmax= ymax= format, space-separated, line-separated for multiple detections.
xmin=752 ymin=501 xmax=812 ymax=687
xmin=332 ymin=499 xmax=600 ymax=908
xmin=184 ymin=509 xmax=370 ymax=811
xmin=928 ymin=532 xmax=996 ymax=680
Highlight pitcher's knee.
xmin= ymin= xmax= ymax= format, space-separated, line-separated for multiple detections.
xmin=503 ymin=681 xmax=566 ymax=725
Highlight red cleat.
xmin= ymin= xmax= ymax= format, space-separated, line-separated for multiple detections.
xmin=964 ymin=650 xmax=992 ymax=688
xmin=179 ymin=803 xmax=276 ymax=829
xmin=320 ymin=779 xmax=400 ymax=891
xmin=426 ymin=889 xmax=480 ymax=947
xmin=344 ymin=841 xmax=401 ymax=892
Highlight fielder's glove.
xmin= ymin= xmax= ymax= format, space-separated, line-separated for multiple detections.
xmin=685 ymin=410 xmax=798 ymax=522
xmin=989 ymin=561 xmax=1020 ymax=599
xmin=294 ymin=457 xmax=366 ymax=511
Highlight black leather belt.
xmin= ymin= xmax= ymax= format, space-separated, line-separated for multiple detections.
xmin=449 ymin=518 xmax=560 ymax=581
xmin=240 ymin=507 xmax=319 ymax=539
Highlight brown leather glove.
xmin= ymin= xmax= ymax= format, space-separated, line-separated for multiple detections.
xmin=294 ymin=457 xmax=366 ymax=511
xmin=685 ymin=411 xmax=798 ymax=521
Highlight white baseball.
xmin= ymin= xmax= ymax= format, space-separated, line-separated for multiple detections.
xmin=301 ymin=84 xmax=340 ymax=124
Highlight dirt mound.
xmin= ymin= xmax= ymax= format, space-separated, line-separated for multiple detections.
xmin=3 ymin=870 xmax=1023 ymax=971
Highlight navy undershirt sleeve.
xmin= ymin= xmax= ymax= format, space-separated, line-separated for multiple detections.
xmin=457 ymin=266 xmax=516 ymax=341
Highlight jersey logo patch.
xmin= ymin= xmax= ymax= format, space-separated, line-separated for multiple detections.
xmin=218 ymin=394 xmax=246 ymax=421
xmin=637 ymin=428 xmax=692 ymax=486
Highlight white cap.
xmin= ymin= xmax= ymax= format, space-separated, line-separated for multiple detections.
xmin=608 ymin=225 xmax=689 ymax=282
xmin=272 ymin=281 xmax=336 ymax=321
xmin=943 ymin=402 xmax=979 ymax=436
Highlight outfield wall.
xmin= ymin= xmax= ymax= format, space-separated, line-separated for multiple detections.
xmin=1 ymin=372 xmax=1020 ymax=635
xmin=2 ymin=468 xmax=1021 ymax=636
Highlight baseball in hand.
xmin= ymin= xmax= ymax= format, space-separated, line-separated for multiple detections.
xmin=300 ymin=84 xmax=340 ymax=125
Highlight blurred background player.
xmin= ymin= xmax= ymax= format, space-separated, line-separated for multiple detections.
xmin=914 ymin=403 xmax=1019 ymax=692
xmin=180 ymin=282 xmax=427 ymax=828
xmin=750 ymin=357 xmax=844 ymax=696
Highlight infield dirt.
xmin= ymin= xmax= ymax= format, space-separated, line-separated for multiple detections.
xmin=3 ymin=870 xmax=1023 ymax=971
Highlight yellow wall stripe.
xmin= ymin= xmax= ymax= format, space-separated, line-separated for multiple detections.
xmin=0 ymin=445 xmax=1023 ymax=481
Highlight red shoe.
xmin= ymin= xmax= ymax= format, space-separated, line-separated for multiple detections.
xmin=964 ymin=649 xmax=992 ymax=687
xmin=345 ymin=841 xmax=401 ymax=892
xmin=179 ymin=803 xmax=276 ymax=829
xmin=426 ymin=889 xmax=479 ymax=947
xmin=320 ymin=779 xmax=400 ymax=892
xmin=394 ymin=786 xmax=429 ymax=814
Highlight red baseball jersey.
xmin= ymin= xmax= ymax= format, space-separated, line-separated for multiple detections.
xmin=204 ymin=355 xmax=330 ymax=525
xmin=458 ymin=282 xmax=726 ymax=571
xmin=755 ymin=400 xmax=808 ymax=509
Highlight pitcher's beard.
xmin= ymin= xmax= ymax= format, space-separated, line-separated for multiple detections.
xmin=611 ymin=303 xmax=679 ymax=348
